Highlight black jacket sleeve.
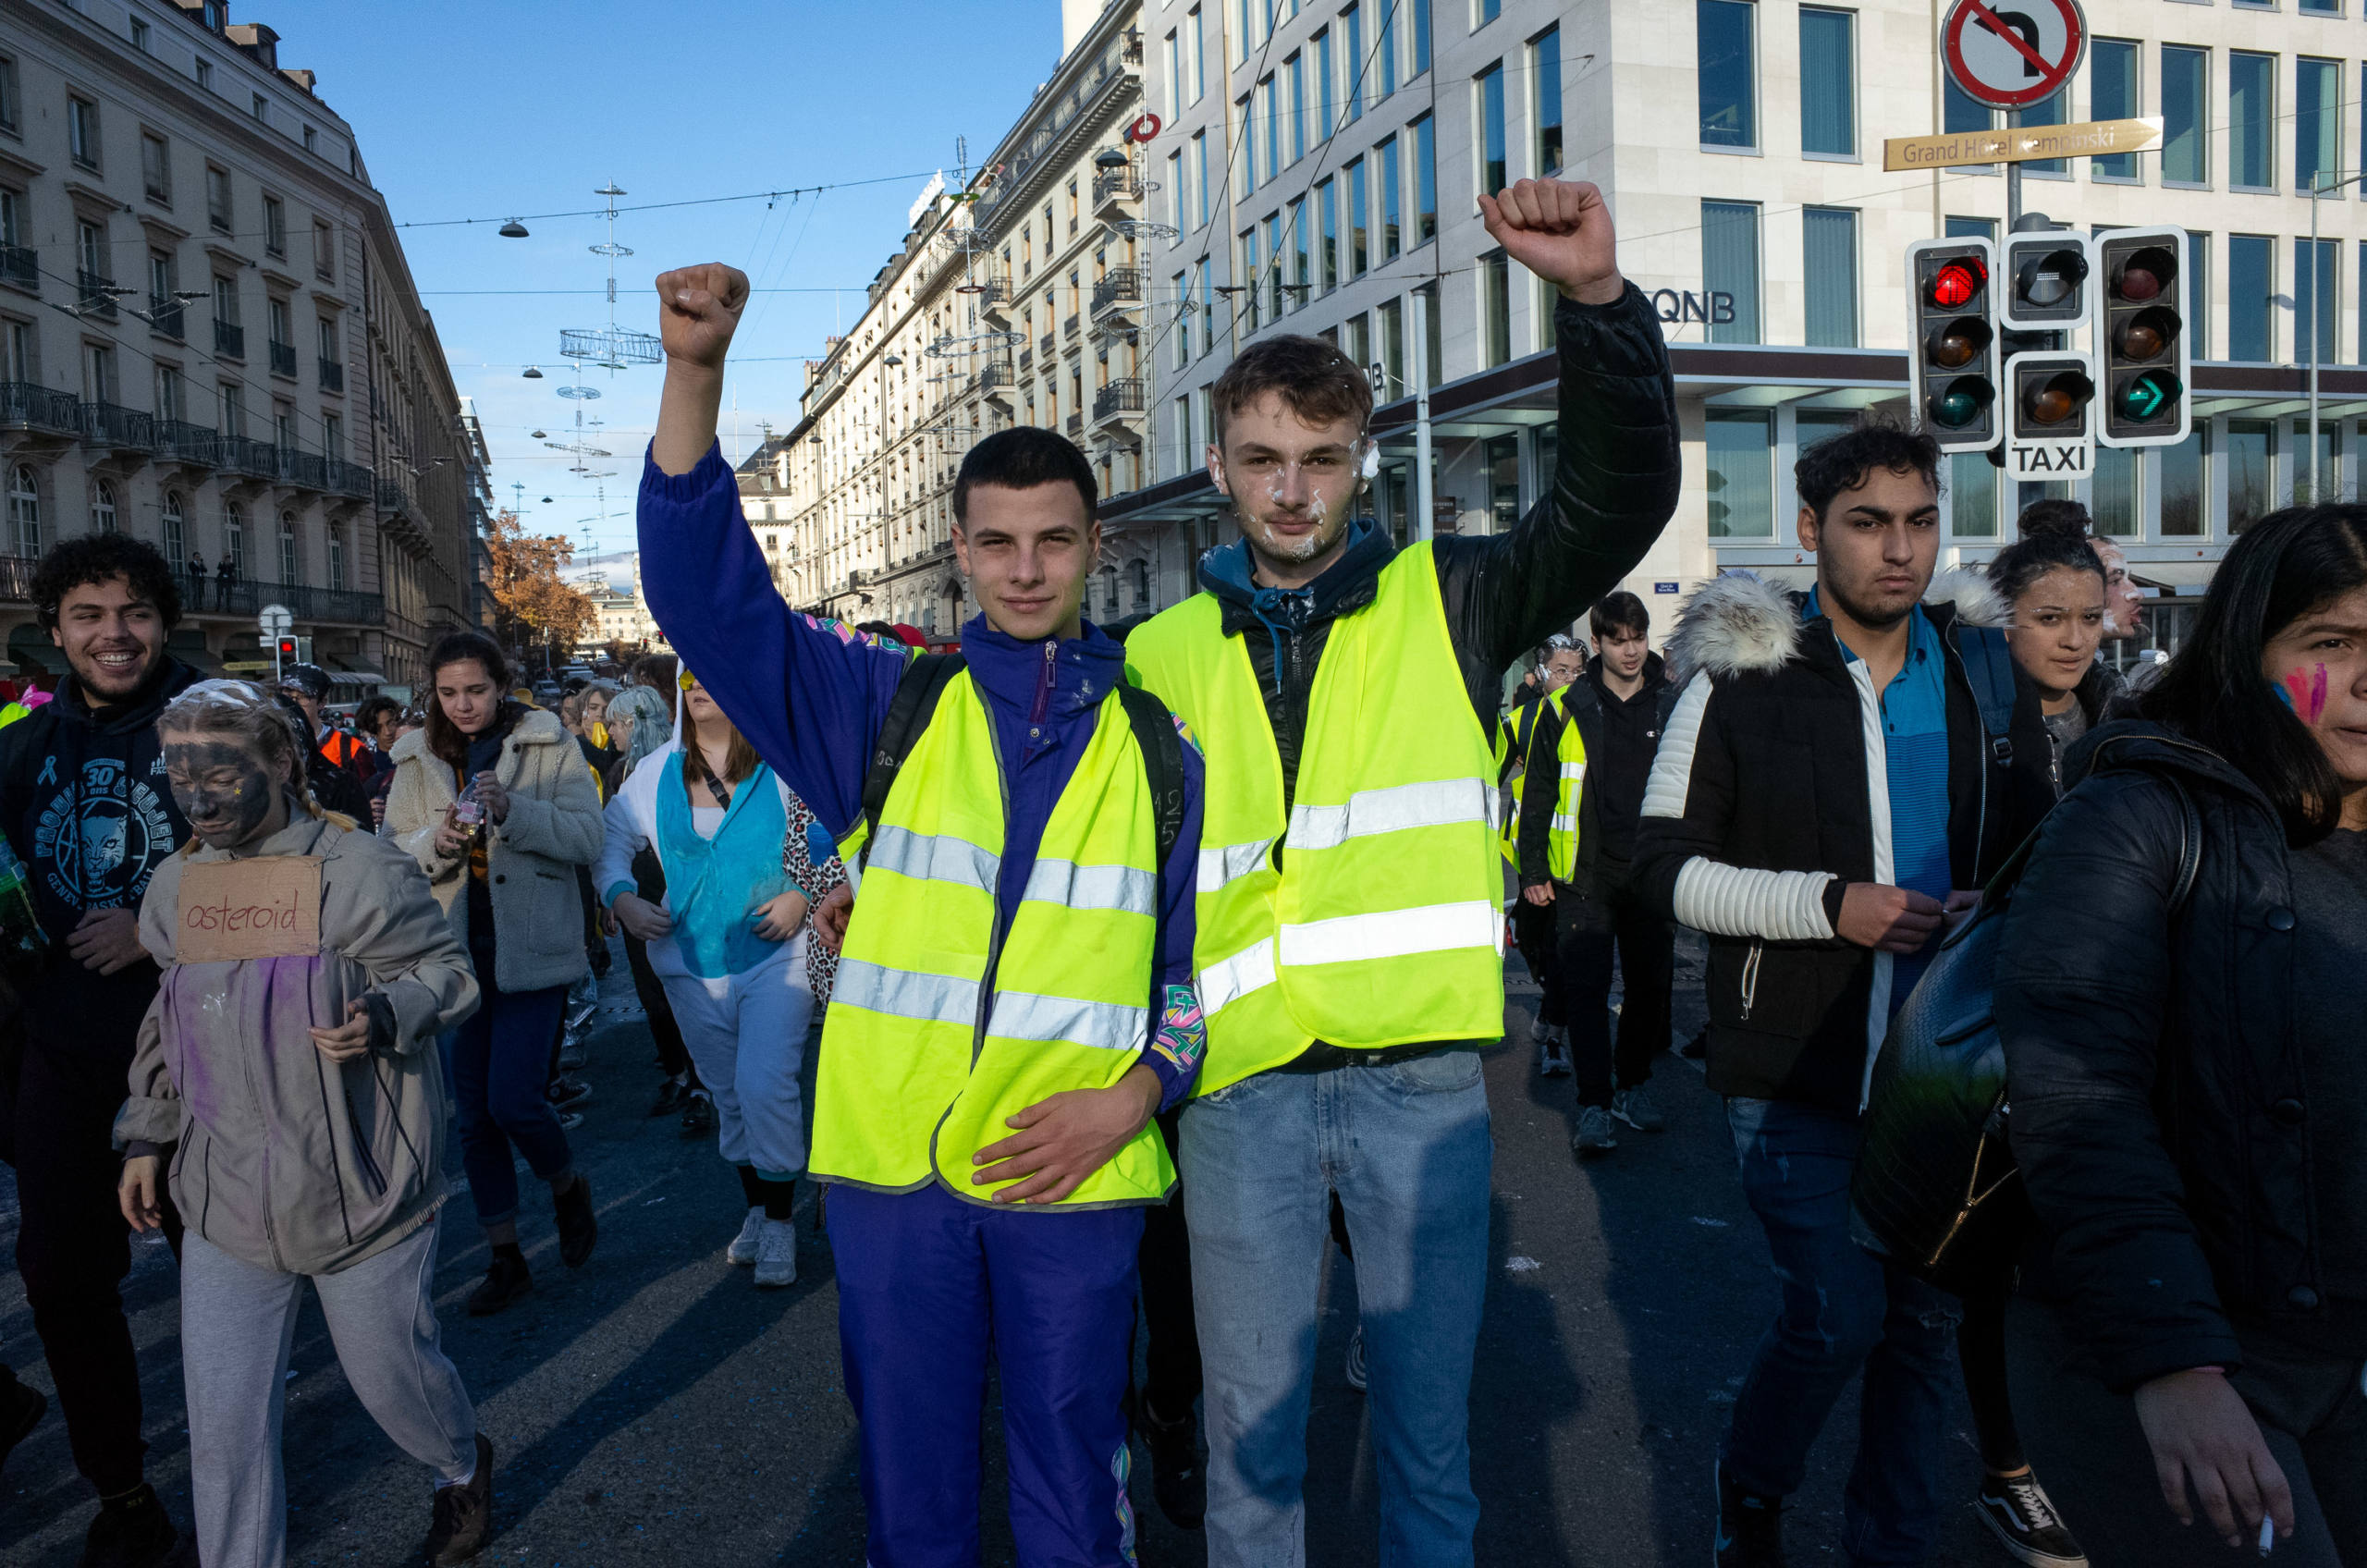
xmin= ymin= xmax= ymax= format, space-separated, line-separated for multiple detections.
xmin=1435 ymin=284 xmax=1680 ymax=680
xmin=1994 ymin=768 xmax=2242 ymax=1391
xmin=1517 ymin=699 xmax=1562 ymax=889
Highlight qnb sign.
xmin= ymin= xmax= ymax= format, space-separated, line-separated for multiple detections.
xmin=1648 ymin=288 xmax=1740 ymax=326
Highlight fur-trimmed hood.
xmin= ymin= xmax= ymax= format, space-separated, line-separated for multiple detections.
xmin=1663 ymin=567 xmax=2005 ymax=686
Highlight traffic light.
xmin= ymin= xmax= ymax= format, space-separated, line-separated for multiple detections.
xmin=277 ymin=637 xmax=297 ymax=660
xmin=2095 ymin=227 xmax=2190 ymax=447
xmin=2005 ymin=349 xmax=2099 ymax=474
xmin=1907 ymin=238 xmax=1999 ymax=454
xmin=2001 ymin=232 xmax=2095 ymax=331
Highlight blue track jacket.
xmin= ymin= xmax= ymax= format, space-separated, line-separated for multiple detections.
xmin=637 ymin=443 xmax=1207 ymax=1109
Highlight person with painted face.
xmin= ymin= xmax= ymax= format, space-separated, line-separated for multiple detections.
xmin=0 ymin=534 xmax=199 ymax=1567
xmin=595 ymin=669 xmax=818 ymax=1288
xmin=1122 ymin=178 xmax=1678 ymax=1563
xmin=385 ymin=631 xmax=604 ymax=1316
xmin=1997 ymin=506 xmax=2367 ymax=1566
xmin=113 ymin=680 xmax=491 ymax=1568
xmin=640 ymin=261 xmax=1208 ymax=1568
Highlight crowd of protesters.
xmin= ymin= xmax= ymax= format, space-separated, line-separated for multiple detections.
xmin=0 ymin=175 xmax=2357 ymax=1568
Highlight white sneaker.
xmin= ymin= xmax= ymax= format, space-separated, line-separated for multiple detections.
xmin=725 ymin=1206 xmax=764 ymax=1266
xmin=754 ymin=1219 xmax=798 ymax=1288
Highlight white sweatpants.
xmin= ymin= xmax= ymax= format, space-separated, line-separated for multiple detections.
xmin=182 ymin=1218 xmax=475 ymax=1568
xmin=659 ymin=941 xmax=816 ymax=1180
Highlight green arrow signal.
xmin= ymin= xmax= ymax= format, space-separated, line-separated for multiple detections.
xmin=2116 ymin=370 xmax=2182 ymax=422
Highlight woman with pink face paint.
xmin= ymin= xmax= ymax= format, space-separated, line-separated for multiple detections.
xmin=1993 ymin=505 xmax=2367 ymax=1567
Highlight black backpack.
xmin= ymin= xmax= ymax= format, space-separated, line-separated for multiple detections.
xmin=1849 ymin=772 xmax=2201 ymax=1298
xmin=854 ymin=653 xmax=1186 ymax=883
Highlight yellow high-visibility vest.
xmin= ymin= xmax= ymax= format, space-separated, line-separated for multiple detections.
xmin=810 ymin=670 xmax=1173 ymax=1207
xmin=1542 ymin=688 xmax=1588 ymax=884
xmin=1124 ymin=542 xmax=1503 ymax=1095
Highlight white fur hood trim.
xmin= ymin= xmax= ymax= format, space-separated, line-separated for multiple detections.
xmin=1665 ymin=567 xmax=2006 ymax=685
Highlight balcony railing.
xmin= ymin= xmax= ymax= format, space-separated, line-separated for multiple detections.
xmin=1092 ymin=168 xmax=1143 ymax=209
xmin=268 ymin=340 xmax=298 ymax=378
xmin=280 ymin=449 xmax=328 ymax=490
xmin=0 ymin=382 xmax=81 ymax=434
xmin=330 ymin=458 xmax=373 ymax=497
xmin=1090 ymin=267 xmax=1145 ymax=316
xmin=318 ymin=358 xmax=344 ymax=393
xmin=0 ymin=244 xmax=36 ymax=292
xmin=224 ymin=436 xmax=280 ymax=480
xmin=1092 ymin=377 xmax=1146 ymax=421
xmin=214 ymin=319 xmax=245 ymax=358
xmin=377 ymin=479 xmax=411 ymax=513
xmin=156 ymin=420 xmax=222 ymax=465
xmin=1065 ymin=411 xmax=1084 ymax=436
xmin=148 ymin=296 xmax=185 ymax=339
xmin=76 ymin=270 xmax=118 ymax=319
xmin=1062 ymin=312 xmax=1080 ymax=338
xmin=980 ymin=361 xmax=1014 ymax=393
xmin=79 ymin=401 xmax=155 ymax=451
xmin=1018 ymin=349 xmax=1033 ymax=374
xmin=1039 ymin=332 xmax=1054 ymax=360
xmin=972 ymin=38 xmax=1132 ymax=227
xmin=161 ymin=572 xmax=386 ymax=626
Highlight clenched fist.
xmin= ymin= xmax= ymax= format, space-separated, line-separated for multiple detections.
xmin=1477 ymin=178 xmax=1625 ymax=306
xmin=655 ymin=263 xmax=750 ymax=372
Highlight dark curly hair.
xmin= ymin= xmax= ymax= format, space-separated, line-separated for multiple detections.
xmin=1987 ymin=525 xmax=2103 ymax=607
xmin=30 ymin=533 xmax=181 ymax=631
xmin=1796 ymin=417 xmax=1943 ymax=525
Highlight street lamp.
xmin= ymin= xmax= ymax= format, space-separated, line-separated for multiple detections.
xmin=2307 ymin=166 xmax=2367 ymax=502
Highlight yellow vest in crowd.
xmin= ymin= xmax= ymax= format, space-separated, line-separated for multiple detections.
xmin=1544 ymin=687 xmax=1588 ymax=884
xmin=810 ymin=670 xmax=1174 ymax=1207
xmin=1125 ymin=542 xmax=1504 ymax=1095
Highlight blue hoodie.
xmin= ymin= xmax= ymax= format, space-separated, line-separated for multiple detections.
xmin=637 ymin=443 xmax=1206 ymax=1109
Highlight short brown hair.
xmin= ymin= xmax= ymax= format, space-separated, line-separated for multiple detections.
xmin=1590 ymin=591 xmax=1650 ymax=642
xmin=1208 ymin=334 xmax=1373 ymax=447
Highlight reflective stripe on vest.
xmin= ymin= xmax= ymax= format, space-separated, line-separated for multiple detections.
xmin=1547 ymin=690 xmax=1588 ymax=884
xmin=1124 ymin=541 xmax=1505 ymax=1094
xmin=809 ymin=670 xmax=1174 ymax=1207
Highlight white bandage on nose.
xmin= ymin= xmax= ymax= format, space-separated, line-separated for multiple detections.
xmin=1360 ymin=442 xmax=1381 ymax=480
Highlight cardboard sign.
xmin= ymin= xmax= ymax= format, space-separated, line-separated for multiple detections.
xmin=177 ymin=855 xmax=322 ymax=964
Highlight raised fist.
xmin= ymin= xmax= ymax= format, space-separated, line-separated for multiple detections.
xmin=1477 ymin=179 xmax=1624 ymax=306
xmin=654 ymin=263 xmax=750 ymax=372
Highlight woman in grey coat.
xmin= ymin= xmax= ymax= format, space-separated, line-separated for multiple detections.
xmin=114 ymin=680 xmax=492 ymax=1568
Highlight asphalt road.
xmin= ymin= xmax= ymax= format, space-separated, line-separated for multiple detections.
xmin=3 ymin=937 xmax=2029 ymax=1567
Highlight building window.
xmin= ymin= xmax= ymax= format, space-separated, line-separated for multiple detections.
xmin=264 ymin=195 xmax=286 ymax=257
xmin=0 ymin=53 xmax=18 ymax=134
xmin=1481 ymin=249 xmax=1511 ymax=367
xmin=7 ymin=464 xmax=37 ymax=557
xmin=1318 ymin=178 xmax=1338 ymax=290
xmin=1264 ymin=210 xmax=1284 ymax=318
xmin=1803 ymin=207 xmax=1858 ymax=348
xmin=1699 ymin=0 xmax=1756 ymax=151
xmin=1531 ymin=26 xmax=1563 ymax=177
xmin=2022 ymin=87 xmax=2068 ymax=177
xmin=1476 ymin=64 xmax=1506 ymax=191
xmin=322 ymin=411 xmax=340 ymax=459
xmin=1798 ymin=7 xmax=1855 ymax=158
xmin=2300 ymin=0 xmax=2340 ymax=13
xmin=2090 ymin=39 xmax=2140 ymax=181
xmin=1346 ymin=155 xmax=1368 ymax=276
xmin=2187 ymin=228 xmax=2212 ymax=360
xmin=251 ymin=92 xmax=267 ymax=124
xmin=163 ymin=491 xmax=185 ymax=561
xmin=1288 ymin=198 xmax=1308 ymax=303
xmin=1379 ymin=297 xmax=1404 ymax=397
xmin=1378 ymin=3 xmax=1398 ymax=99
xmin=2226 ymin=419 xmax=2275 ymax=531
xmin=1287 ymin=53 xmax=1306 ymax=164
xmin=69 ymin=97 xmax=103 ymax=170
xmin=1345 ymin=4 xmax=1366 ymax=123
xmin=1380 ymin=136 xmax=1402 ymax=260
xmin=218 ymin=380 xmax=244 ymax=438
xmin=1485 ymin=435 xmax=1520 ymax=530
xmin=1166 ymin=28 xmax=1183 ymax=120
xmin=1949 ymin=451 xmax=1998 ymax=538
xmin=91 ymin=478 xmax=117 ymax=533
xmin=1193 ymin=132 xmax=1210 ymax=227
xmin=278 ymin=512 xmax=299 ymax=584
xmin=1132 ymin=558 xmax=1151 ymax=612
xmin=2161 ymin=430 xmax=2207 ymax=537
xmin=1945 ymin=214 xmax=1997 ymax=244
xmin=2162 ymin=46 xmax=2209 ymax=186
xmin=1705 ymin=410 xmax=1773 ymax=539
xmin=2092 ymin=446 xmax=2141 ymax=538
xmin=2228 ymin=234 xmax=2275 ymax=361
xmin=1241 ymin=227 xmax=1261 ymax=331
xmin=195 ymin=59 xmax=213 ymax=92
xmin=2298 ymin=238 xmax=2338 ymax=365
xmin=141 ymin=132 xmax=171 ymax=202
xmin=154 ymin=362 xmax=182 ymax=422
xmin=1344 ymin=312 xmax=1370 ymax=380
xmin=1196 ymin=258 xmax=1213 ymax=352
xmin=1702 ymin=201 xmax=1761 ymax=344
xmin=1188 ymin=6 xmax=1205 ymax=104
xmin=2299 ymin=56 xmax=2341 ymax=196
xmin=2230 ymin=51 xmax=2276 ymax=191
xmin=1317 ymin=29 xmax=1335 ymax=139
xmin=1257 ymin=76 xmax=1279 ymax=185
xmin=302 ymin=124 xmax=316 ymax=154
xmin=224 ymin=502 xmax=245 ymax=575
xmin=1412 ymin=115 xmax=1437 ymax=244
xmin=206 ymin=165 xmax=232 ymax=232
xmin=1237 ymin=95 xmax=1255 ymax=195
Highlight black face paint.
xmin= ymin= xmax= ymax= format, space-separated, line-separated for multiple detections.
xmin=164 ymin=740 xmax=281 ymax=848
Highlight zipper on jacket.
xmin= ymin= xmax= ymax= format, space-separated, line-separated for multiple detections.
xmin=971 ymin=701 xmax=1018 ymax=1071
xmin=1029 ymin=641 xmax=1055 ymax=737
xmin=1739 ymin=939 xmax=1764 ymax=1022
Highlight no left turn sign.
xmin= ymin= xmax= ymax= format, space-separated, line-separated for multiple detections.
xmin=1943 ymin=0 xmax=2086 ymax=111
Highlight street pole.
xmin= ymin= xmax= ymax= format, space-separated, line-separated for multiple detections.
xmin=2005 ymin=109 xmax=2021 ymax=229
xmin=2304 ymin=167 xmax=2367 ymax=503
xmin=1413 ymin=288 xmax=1434 ymax=542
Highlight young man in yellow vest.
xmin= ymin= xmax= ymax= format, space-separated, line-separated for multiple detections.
xmin=1508 ymin=636 xmax=1587 ymax=1078
xmin=1122 ymin=178 xmax=1679 ymax=1562
xmin=639 ymin=263 xmax=1207 ymax=1566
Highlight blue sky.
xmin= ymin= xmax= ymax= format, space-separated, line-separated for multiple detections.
xmin=265 ymin=0 xmax=1063 ymax=562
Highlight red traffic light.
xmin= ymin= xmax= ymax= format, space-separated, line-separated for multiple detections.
xmin=1928 ymin=256 xmax=1986 ymax=310
xmin=277 ymin=638 xmax=297 ymax=655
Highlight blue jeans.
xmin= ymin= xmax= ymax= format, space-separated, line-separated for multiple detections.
xmin=828 ymin=1183 xmax=1145 ymax=1568
xmin=1181 ymin=1051 xmax=1492 ymax=1567
xmin=440 ymin=947 xmax=572 ymax=1226
xmin=1721 ymin=1096 xmax=1960 ymax=1567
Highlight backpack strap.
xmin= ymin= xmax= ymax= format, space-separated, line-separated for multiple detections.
xmin=1113 ymin=683 xmax=1186 ymax=875
xmin=1956 ymin=625 xmax=2020 ymax=767
xmin=854 ymin=653 xmax=965 ymax=870
xmin=2165 ymin=774 xmax=2204 ymax=913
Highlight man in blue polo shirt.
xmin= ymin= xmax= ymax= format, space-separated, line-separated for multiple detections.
xmin=1637 ymin=422 xmax=2044 ymax=1568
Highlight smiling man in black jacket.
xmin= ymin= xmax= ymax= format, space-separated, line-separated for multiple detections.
xmin=0 ymin=535 xmax=197 ymax=1567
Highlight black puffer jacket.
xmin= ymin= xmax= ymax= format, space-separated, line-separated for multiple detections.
xmin=1996 ymin=722 xmax=2329 ymax=1391
xmin=1196 ymin=283 xmax=1681 ymax=805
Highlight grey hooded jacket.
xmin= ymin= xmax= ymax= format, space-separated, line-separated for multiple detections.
xmin=115 ymin=812 xmax=480 ymax=1275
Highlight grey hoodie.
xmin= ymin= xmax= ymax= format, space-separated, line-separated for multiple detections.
xmin=115 ymin=812 xmax=480 ymax=1275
